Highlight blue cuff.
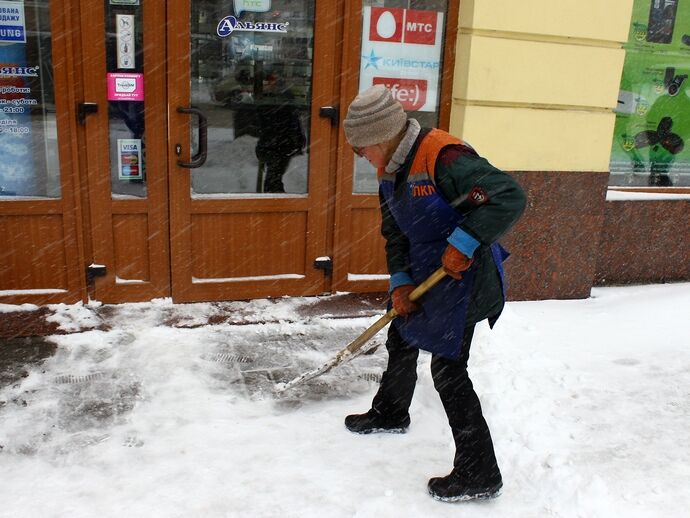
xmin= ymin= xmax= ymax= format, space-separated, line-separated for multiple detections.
xmin=447 ymin=227 xmax=480 ymax=258
xmin=389 ymin=272 xmax=415 ymax=293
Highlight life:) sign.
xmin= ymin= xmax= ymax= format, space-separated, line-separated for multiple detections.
xmin=372 ymin=77 xmax=428 ymax=112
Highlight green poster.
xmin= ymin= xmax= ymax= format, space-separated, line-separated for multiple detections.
xmin=611 ymin=0 xmax=690 ymax=186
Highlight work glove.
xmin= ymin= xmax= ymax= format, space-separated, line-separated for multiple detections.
xmin=442 ymin=244 xmax=474 ymax=280
xmin=391 ymin=285 xmax=419 ymax=317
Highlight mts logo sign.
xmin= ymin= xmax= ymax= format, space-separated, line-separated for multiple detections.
xmin=373 ymin=77 xmax=428 ymax=111
xmin=369 ymin=7 xmax=438 ymax=46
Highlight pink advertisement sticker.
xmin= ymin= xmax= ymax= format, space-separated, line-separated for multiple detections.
xmin=107 ymin=72 xmax=144 ymax=101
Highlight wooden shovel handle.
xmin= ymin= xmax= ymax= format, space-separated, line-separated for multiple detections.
xmin=341 ymin=267 xmax=447 ymax=356
xmin=407 ymin=266 xmax=447 ymax=303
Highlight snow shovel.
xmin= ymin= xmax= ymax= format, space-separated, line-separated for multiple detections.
xmin=275 ymin=266 xmax=447 ymax=392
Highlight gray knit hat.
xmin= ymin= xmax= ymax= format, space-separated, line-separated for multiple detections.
xmin=343 ymin=85 xmax=407 ymax=147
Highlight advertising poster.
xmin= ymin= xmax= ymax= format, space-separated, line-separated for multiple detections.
xmin=611 ymin=0 xmax=690 ymax=185
xmin=0 ymin=0 xmax=26 ymax=43
xmin=107 ymin=72 xmax=144 ymax=101
xmin=359 ymin=6 xmax=443 ymax=112
xmin=0 ymin=27 xmax=36 ymax=195
xmin=117 ymin=138 xmax=142 ymax=180
xmin=626 ymin=0 xmax=690 ymax=53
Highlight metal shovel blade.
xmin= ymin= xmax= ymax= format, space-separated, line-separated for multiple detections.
xmin=275 ymin=267 xmax=447 ymax=392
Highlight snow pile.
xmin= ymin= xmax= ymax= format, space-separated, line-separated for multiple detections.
xmin=0 ymin=303 xmax=39 ymax=314
xmin=46 ymin=302 xmax=103 ymax=332
xmin=0 ymin=283 xmax=689 ymax=517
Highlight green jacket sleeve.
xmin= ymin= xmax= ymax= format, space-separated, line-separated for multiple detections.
xmin=434 ymin=147 xmax=526 ymax=257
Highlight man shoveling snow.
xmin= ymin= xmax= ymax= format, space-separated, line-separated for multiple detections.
xmin=341 ymin=85 xmax=526 ymax=502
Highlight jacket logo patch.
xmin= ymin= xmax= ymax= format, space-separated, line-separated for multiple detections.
xmin=469 ymin=186 xmax=489 ymax=205
xmin=411 ymin=184 xmax=437 ymax=197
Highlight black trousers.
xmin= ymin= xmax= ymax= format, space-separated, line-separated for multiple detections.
xmin=372 ymin=324 xmax=501 ymax=483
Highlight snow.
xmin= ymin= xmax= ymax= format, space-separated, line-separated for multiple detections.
xmin=0 ymin=288 xmax=67 ymax=296
xmin=115 ymin=276 xmax=146 ymax=285
xmin=192 ymin=274 xmax=305 ymax=283
xmin=607 ymin=189 xmax=690 ymax=201
xmin=348 ymin=273 xmax=390 ymax=281
xmin=0 ymin=303 xmax=39 ymax=313
xmin=1 ymin=283 xmax=689 ymax=517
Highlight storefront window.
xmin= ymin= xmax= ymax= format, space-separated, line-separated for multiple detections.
xmin=610 ymin=0 xmax=690 ymax=187
xmin=0 ymin=0 xmax=59 ymax=198
xmin=189 ymin=0 xmax=313 ymax=195
xmin=353 ymin=0 xmax=448 ymax=194
xmin=105 ymin=1 xmax=146 ymax=198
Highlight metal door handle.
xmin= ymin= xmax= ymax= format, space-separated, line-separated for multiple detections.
xmin=77 ymin=102 xmax=98 ymax=125
xmin=319 ymin=106 xmax=338 ymax=126
xmin=176 ymin=106 xmax=208 ymax=168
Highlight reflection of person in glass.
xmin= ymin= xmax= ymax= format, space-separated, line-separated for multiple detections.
xmin=254 ymin=71 xmax=306 ymax=193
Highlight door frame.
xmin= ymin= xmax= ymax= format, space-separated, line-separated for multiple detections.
xmin=167 ymin=1 xmax=340 ymax=302
xmin=0 ymin=0 xmax=85 ymax=305
xmin=79 ymin=0 xmax=171 ymax=303
xmin=331 ymin=0 xmax=458 ymax=293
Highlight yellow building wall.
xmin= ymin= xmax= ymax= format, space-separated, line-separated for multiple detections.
xmin=451 ymin=0 xmax=635 ymax=171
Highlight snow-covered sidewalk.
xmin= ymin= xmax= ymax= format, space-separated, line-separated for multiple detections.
xmin=1 ymin=283 xmax=689 ymax=518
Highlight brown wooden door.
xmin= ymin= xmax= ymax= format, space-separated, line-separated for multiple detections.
xmin=0 ymin=1 xmax=85 ymax=305
xmin=331 ymin=1 xmax=457 ymax=294
xmin=167 ymin=1 xmax=339 ymax=302
xmin=79 ymin=1 xmax=171 ymax=303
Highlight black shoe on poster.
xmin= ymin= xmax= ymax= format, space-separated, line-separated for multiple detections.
xmin=427 ymin=470 xmax=503 ymax=503
xmin=344 ymin=409 xmax=410 ymax=435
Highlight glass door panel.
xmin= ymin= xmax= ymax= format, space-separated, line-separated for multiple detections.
xmin=169 ymin=0 xmax=332 ymax=302
xmin=0 ymin=0 xmax=60 ymax=198
xmin=190 ymin=1 xmax=313 ymax=195
xmin=104 ymin=0 xmax=146 ymax=198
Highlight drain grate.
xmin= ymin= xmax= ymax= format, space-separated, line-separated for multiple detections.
xmin=211 ymin=353 xmax=252 ymax=364
xmin=359 ymin=372 xmax=382 ymax=383
xmin=54 ymin=372 xmax=106 ymax=384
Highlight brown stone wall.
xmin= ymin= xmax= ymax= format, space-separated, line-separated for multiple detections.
xmin=595 ymin=199 xmax=690 ymax=285
xmin=502 ymin=171 xmax=610 ymax=300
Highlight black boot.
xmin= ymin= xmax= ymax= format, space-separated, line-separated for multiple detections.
xmin=428 ymin=470 xmax=502 ymax=502
xmin=344 ymin=409 xmax=410 ymax=434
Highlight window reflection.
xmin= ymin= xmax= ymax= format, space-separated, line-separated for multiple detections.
xmin=0 ymin=0 xmax=60 ymax=198
xmin=190 ymin=1 xmax=313 ymax=196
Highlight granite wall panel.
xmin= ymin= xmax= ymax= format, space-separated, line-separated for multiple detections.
xmin=595 ymin=200 xmax=690 ymax=285
xmin=502 ymin=171 xmax=610 ymax=300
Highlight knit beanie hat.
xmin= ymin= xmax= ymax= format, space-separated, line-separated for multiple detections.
xmin=343 ymin=85 xmax=407 ymax=147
